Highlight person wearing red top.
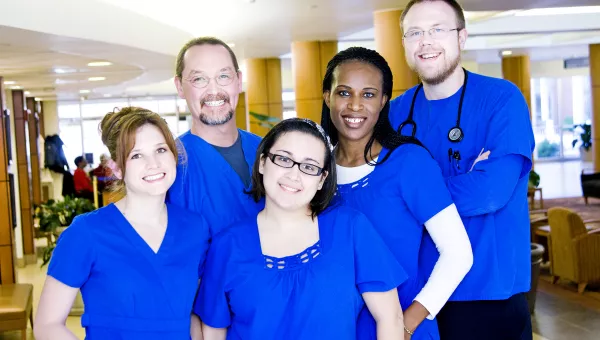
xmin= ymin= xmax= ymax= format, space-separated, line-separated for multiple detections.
xmin=73 ymin=156 xmax=93 ymax=200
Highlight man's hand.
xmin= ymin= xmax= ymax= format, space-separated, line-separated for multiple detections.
xmin=469 ymin=148 xmax=491 ymax=172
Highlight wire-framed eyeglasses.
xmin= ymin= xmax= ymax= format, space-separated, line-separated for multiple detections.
xmin=267 ymin=153 xmax=324 ymax=176
xmin=185 ymin=71 xmax=237 ymax=89
xmin=403 ymin=27 xmax=461 ymax=42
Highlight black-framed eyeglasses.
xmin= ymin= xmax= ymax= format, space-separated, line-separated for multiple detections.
xmin=185 ymin=71 xmax=237 ymax=89
xmin=267 ymin=153 xmax=324 ymax=176
xmin=403 ymin=27 xmax=461 ymax=42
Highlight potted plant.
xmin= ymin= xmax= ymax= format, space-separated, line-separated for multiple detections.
xmin=572 ymin=123 xmax=592 ymax=162
xmin=34 ymin=196 xmax=96 ymax=316
xmin=248 ymin=111 xmax=281 ymax=130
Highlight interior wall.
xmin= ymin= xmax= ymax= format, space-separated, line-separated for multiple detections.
xmin=4 ymin=91 xmax=23 ymax=261
xmin=41 ymin=100 xmax=63 ymax=201
xmin=478 ymin=59 xmax=590 ymax=79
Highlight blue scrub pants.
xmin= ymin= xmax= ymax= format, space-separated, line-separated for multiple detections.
xmin=436 ymin=293 xmax=532 ymax=340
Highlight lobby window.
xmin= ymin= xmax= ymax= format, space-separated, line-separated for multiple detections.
xmin=530 ymin=76 xmax=592 ymax=161
xmin=57 ymin=96 xmax=190 ymax=169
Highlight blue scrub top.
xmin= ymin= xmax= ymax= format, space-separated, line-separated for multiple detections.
xmin=336 ymin=144 xmax=452 ymax=340
xmin=389 ymin=71 xmax=535 ymax=301
xmin=167 ymin=129 xmax=264 ymax=235
xmin=195 ymin=206 xmax=407 ymax=340
xmin=48 ymin=203 xmax=210 ymax=339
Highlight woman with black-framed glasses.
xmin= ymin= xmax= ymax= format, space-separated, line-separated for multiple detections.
xmin=195 ymin=118 xmax=407 ymax=340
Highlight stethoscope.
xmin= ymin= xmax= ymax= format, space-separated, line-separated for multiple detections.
xmin=399 ymin=67 xmax=468 ymax=168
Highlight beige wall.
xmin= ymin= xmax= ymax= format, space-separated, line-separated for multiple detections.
xmin=478 ymin=60 xmax=590 ymax=79
xmin=41 ymin=100 xmax=63 ymax=201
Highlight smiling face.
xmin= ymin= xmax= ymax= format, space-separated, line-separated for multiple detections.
xmin=324 ymin=61 xmax=388 ymax=144
xmin=117 ymin=124 xmax=176 ymax=197
xmin=258 ymin=131 xmax=328 ymax=213
xmin=175 ymin=44 xmax=242 ymax=126
xmin=402 ymin=1 xmax=467 ymax=85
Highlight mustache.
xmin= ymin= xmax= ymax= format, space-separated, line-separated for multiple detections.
xmin=201 ymin=93 xmax=230 ymax=105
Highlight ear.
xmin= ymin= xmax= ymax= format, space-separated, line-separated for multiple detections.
xmin=381 ymin=93 xmax=389 ymax=108
xmin=258 ymin=154 xmax=266 ymax=175
xmin=174 ymin=77 xmax=186 ymax=99
xmin=236 ymin=71 xmax=243 ymax=92
xmin=458 ymin=28 xmax=468 ymax=50
xmin=323 ymin=91 xmax=331 ymax=108
xmin=113 ymin=168 xmax=123 ymax=180
xmin=317 ymin=171 xmax=328 ymax=190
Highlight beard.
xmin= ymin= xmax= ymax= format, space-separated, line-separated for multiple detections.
xmin=410 ymin=46 xmax=462 ymax=86
xmin=198 ymin=93 xmax=235 ymax=126
xmin=199 ymin=109 xmax=234 ymax=126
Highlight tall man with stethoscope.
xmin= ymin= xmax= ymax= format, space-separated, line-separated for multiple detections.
xmin=389 ymin=1 xmax=535 ymax=340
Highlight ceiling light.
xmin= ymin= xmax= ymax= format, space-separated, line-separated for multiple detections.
xmin=53 ymin=68 xmax=68 ymax=74
xmin=34 ymin=98 xmax=42 ymax=101
xmin=11 ymin=86 xmax=22 ymax=90
xmin=3 ymin=81 xmax=16 ymax=85
xmin=502 ymin=50 xmax=513 ymax=56
xmin=87 ymin=61 xmax=112 ymax=67
xmin=24 ymin=91 xmax=30 ymax=95
xmin=515 ymin=6 xmax=600 ymax=16
xmin=79 ymin=89 xmax=90 ymax=94
xmin=103 ymin=94 xmax=112 ymax=98
xmin=88 ymin=76 xmax=106 ymax=81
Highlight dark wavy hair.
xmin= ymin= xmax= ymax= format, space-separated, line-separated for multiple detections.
xmin=320 ymin=47 xmax=424 ymax=165
xmin=248 ymin=118 xmax=337 ymax=219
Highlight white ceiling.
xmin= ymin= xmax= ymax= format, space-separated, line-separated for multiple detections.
xmin=0 ymin=0 xmax=599 ymax=100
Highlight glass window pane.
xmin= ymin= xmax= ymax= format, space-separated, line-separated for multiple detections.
xmin=58 ymin=103 xmax=81 ymax=119
xmin=81 ymin=99 xmax=129 ymax=119
xmin=59 ymin=119 xmax=83 ymax=168
xmin=82 ymin=119 xmax=109 ymax=166
xmin=158 ymin=98 xmax=177 ymax=114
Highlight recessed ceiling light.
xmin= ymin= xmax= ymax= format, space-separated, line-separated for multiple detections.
xmin=88 ymin=76 xmax=106 ymax=81
xmin=103 ymin=94 xmax=112 ymax=98
xmin=11 ymin=86 xmax=22 ymax=90
xmin=34 ymin=97 xmax=42 ymax=101
xmin=24 ymin=91 xmax=30 ymax=95
xmin=54 ymin=68 xmax=68 ymax=74
xmin=87 ymin=61 xmax=112 ymax=67
xmin=3 ymin=81 xmax=16 ymax=85
xmin=79 ymin=89 xmax=90 ymax=94
xmin=502 ymin=50 xmax=513 ymax=56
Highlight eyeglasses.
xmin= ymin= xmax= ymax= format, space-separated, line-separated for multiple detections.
xmin=185 ymin=71 xmax=237 ymax=89
xmin=403 ymin=27 xmax=460 ymax=42
xmin=267 ymin=153 xmax=324 ymax=176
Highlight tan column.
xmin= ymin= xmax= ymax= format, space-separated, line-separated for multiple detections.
xmin=590 ymin=44 xmax=600 ymax=171
xmin=502 ymin=55 xmax=532 ymax=116
xmin=0 ymin=77 xmax=16 ymax=284
xmin=235 ymin=91 xmax=248 ymax=131
xmin=13 ymin=90 xmax=35 ymax=263
xmin=292 ymin=41 xmax=337 ymax=123
xmin=247 ymin=58 xmax=283 ymax=136
xmin=374 ymin=9 xmax=419 ymax=99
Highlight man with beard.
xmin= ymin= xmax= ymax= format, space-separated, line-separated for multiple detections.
xmin=389 ymin=1 xmax=535 ymax=339
xmin=168 ymin=37 xmax=263 ymax=236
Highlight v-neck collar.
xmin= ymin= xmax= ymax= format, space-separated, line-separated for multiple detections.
xmin=108 ymin=203 xmax=174 ymax=257
xmin=184 ymin=129 xmax=256 ymax=189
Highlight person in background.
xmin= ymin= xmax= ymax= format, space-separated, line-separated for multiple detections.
xmin=198 ymin=118 xmax=406 ymax=340
xmin=34 ymin=107 xmax=210 ymax=340
xmin=73 ymin=156 xmax=93 ymax=200
xmin=90 ymin=153 xmax=114 ymax=192
xmin=168 ymin=36 xmax=263 ymax=235
xmin=390 ymin=1 xmax=535 ymax=339
xmin=321 ymin=46 xmax=472 ymax=340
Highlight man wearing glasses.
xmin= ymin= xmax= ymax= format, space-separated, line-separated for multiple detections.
xmin=169 ymin=37 xmax=263 ymax=236
xmin=389 ymin=1 xmax=535 ymax=339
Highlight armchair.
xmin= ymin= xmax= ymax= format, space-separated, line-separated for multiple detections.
xmin=546 ymin=207 xmax=600 ymax=293
xmin=581 ymin=169 xmax=600 ymax=204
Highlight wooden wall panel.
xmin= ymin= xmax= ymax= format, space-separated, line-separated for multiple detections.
xmin=13 ymin=90 xmax=34 ymax=256
xmin=26 ymin=97 xmax=41 ymax=205
xmin=0 ymin=77 xmax=16 ymax=284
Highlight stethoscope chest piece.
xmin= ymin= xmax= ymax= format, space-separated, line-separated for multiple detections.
xmin=448 ymin=126 xmax=464 ymax=142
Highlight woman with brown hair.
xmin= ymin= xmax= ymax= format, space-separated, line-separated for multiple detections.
xmin=34 ymin=107 xmax=210 ymax=340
